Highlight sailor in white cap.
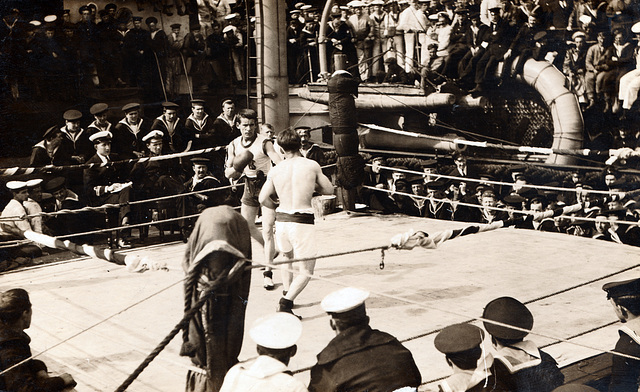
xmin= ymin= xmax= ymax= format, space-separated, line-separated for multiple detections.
xmin=308 ymin=287 xmax=422 ymax=392
xmin=84 ymin=130 xmax=133 ymax=248
xmin=564 ymin=30 xmax=589 ymax=106
xmin=617 ymin=21 xmax=640 ymax=119
xmin=22 ymin=179 xmax=47 ymax=234
xmin=219 ymin=313 xmax=306 ymax=392
xmin=0 ymin=181 xmax=43 ymax=259
xmin=1 ymin=182 xmax=31 ymax=234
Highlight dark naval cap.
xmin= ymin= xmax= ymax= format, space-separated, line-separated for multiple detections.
xmin=162 ymin=101 xmax=180 ymax=109
xmin=482 ymin=296 xmax=533 ymax=340
xmin=63 ymin=109 xmax=82 ymax=121
xmin=191 ymin=157 xmax=210 ymax=165
xmin=434 ymin=323 xmax=485 ymax=354
xmin=122 ymin=102 xmax=141 ymax=113
xmin=552 ymin=384 xmax=600 ymax=392
xmin=90 ymin=102 xmax=109 ymax=115
xmin=603 ymin=277 xmax=640 ymax=299
xmin=45 ymin=177 xmax=66 ymax=193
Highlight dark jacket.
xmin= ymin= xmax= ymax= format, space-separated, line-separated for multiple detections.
xmin=308 ymin=324 xmax=422 ymax=392
xmin=609 ymin=327 xmax=640 ymax=392
xmin=0 ymin=329 xmax=67 ymax=391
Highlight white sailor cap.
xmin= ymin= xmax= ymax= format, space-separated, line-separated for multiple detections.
xmin=301 ymin=4 xmax=312 ymax=10
xmin=571 ymin=30 xmax=586 ymax=40
xmin=632 ymin=21 xmax=640 ymax=34
xmin=29 ymin=20 xmax=41 ymax=26
xmin=249 ymin=313 xmax=302 ymax=349
xmin=142 ymin=130 xmax=164 ymax=142
xmin=321 ymin=287 xmax=370 ymax=313
xmin=44 ymin=15 xmax=57 ymax=23
xmin=578 ymin=15 xmax=592 ymax=25
xmin=25 ymin=179 xmax=43 ymax=188
xmin=89 ymin=130 xmax=112 ymax=143
xmin=6 ymin=181 xmax=27 ymax=191
xmin=222 ymin=25 xmax=234 ymax=34
xmin=349 ymin=0 xmax=366 ymax=7
xmin=224 ymin=13 xmax=239 ymax=20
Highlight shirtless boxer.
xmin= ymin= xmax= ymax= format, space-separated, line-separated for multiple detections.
xmin=258 ymin=128 xmax=334 ymax=317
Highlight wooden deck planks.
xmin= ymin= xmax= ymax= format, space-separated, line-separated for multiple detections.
xmin=1 ymin=212 xmax=638 ymax=391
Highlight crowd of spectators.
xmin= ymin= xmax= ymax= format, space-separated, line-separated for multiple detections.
xmin=6 ymin=0 xmax=640 ymax=117
xmin=0 ymin=0 xmax=244 ymax=102
xmin=0 ymin=99 xmax=328 ymax=265
xmin=360 ymin=151 xmax=640 ymax=247
xmin=286 ymin=0 xmax=640 ymax=118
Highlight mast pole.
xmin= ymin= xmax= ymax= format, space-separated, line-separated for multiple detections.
xmin=257 ymin=0 xmax=290 ymax=133
xmin=318 ymin=0 xmax=335 ymax=80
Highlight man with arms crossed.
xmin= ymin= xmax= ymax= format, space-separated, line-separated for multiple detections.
xmin=259 ymin=129 xmax=334 ymax=318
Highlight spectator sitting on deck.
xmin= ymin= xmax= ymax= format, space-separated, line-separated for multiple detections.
xmin=219 ymin=313 xmax=306 ymax=392
xmin=602 ymin=277 xmax=640 ymax=392
xmin=435 ymin=323 xmax=504 ymax=392
xmin=0 ymin=181 xmax=42 ymax=264
xmin=0 ymin=288 xmax=76 ymax=390
xmin=308 ymin=287 xmax=422 ymax=392
xmin=482 ymin=296 xmax=564 ymax=392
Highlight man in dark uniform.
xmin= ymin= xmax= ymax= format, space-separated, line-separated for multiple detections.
xmin=87 ymin=103 xmax=112 ymax=136
xmin=185 ymin=99 xmax=216 ymax=151
xmin=75 ymin=5 xmax=99 ymax=89
xmin=58 ymin=109 xmax=93 ymax=195
xmin=44 ymin=177 xmax=91 ymax=243
xmin=211 ymin=98 xmax=238 ymax=147
xmin=296 ymin=126 xmax=324 ymax=165
xmin=446 ymin=152 xmax=479 ymax=195
xmin=180 ymin=157 xmax=229 ymax=240
xmin=30 ymin=126 xmax=66 ymax=167
xmin=426 ymin=180 xmax=453 ymax=220
xmin=166 ymin=23 xmax=183 ymax=99
xmin=122 ymin=16 xmax=151 ymax=88
xmin=470 ymin=3 xmax=516 ymax=95
xmin=434 ymin=323 xmax=504 ymax=392
xmin=482 ymin=297 xmax=564 ymax=392
xmin=59 ymin=109 xmax=93 ymax=165
xmin=603 ymin=277 xmax=640 ymax=392
xmin=113 ymin=102 xmax=151 ymax=160
xmin=146 ymin=16 xmax=167 ymax=98
xmin=308 ymin=287 xmax=422 ymax=392
xmin=151 ymin=101 xmax=189 ymax=154
xmin=83 ymin=131 xmax=133 ymax=248
xmin=130 ymin=130 xmax=184 ymax=239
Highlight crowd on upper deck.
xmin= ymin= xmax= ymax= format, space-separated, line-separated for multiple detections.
xmin=4 ymin=0 xmax=640 ymax=118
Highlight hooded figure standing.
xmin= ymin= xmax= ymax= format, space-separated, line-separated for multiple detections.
xmin=180 ymin=206 xmax=252 ymax=392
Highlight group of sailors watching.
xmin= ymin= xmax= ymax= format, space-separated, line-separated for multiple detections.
xmin=361 ymin=151 xmax=640 ymax=246
xmin=7 ymin=0 xmax=640 ymax=120
xmin=0 ymin=99 xmax=326 ymax=264
xmin=0 ymin=0 xmax=243 ymax=101
xmin=6 ymin=276 xmax=640 ymax=392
